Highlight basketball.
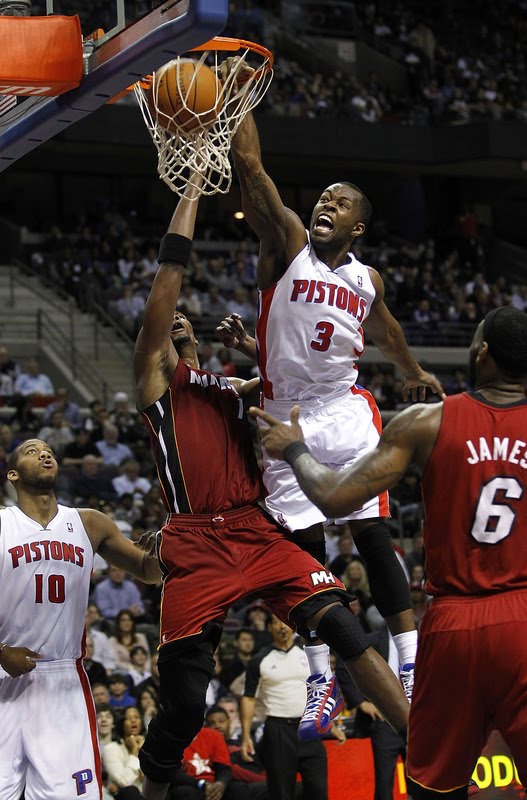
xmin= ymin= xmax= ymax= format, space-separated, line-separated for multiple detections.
xmin=148 ymin=58 xmax=223 ymax=135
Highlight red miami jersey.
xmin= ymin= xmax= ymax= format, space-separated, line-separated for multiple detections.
xmin=140 ymin=359 xmax=264 ymax=514
xmin=257 ymin=236 xmax=376 ymax=402
xmin=421 ymin=391 xmax=527 ymax=597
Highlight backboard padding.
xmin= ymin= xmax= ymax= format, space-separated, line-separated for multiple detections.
xmin=0 ymin=0 xmax=228 ymax=169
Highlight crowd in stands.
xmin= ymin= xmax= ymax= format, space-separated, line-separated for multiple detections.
xmin=26 ymin=202 xmax=527 ymax=370
xmin=28 ymin=0 xmax=527 ymax=127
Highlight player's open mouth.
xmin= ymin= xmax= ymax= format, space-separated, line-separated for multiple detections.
xmin=314 ymin=213 xmax=334 ymax=233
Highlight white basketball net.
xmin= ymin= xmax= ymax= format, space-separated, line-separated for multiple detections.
xmin=134 ymin=41 xmax=273 ymax=197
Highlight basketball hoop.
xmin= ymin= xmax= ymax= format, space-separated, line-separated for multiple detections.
xmin=134 ymin=36 xmax=274 ymax=197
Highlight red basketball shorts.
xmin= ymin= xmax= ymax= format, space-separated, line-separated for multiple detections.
xmin=407 ymin=589 xmax=527 ymax=791
xmin=158 ymin=504 xmax=345 ymax=645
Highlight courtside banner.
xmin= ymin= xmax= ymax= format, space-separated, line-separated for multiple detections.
xmin=472 ymin=730 xmax=523 ymax=797
xmin=0 ymin=15 xmax=82 ymax=95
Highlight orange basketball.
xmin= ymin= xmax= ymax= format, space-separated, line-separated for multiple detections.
xmin=149 ymin=58 xmax=223 ymax=135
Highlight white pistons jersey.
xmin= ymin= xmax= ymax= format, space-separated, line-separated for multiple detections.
xmin=256 ymin=239 xmax=376 ymax=403
xmin=0 ymin=504 xmax=94 ymax=661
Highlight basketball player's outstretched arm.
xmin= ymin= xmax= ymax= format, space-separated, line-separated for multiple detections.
xmin=231 ymin=111 xmax=306 ymax=288
xmin=134 ymin=177 xmax=202 ymax=410
xmin=81 ymin=508 xmax=162 ymax=584
xmin=250 ymin=403 xmax=441 ymax=518
xmin=364 ymin=268 xmax=445 ymax=400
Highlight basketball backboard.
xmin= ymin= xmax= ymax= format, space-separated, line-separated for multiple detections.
xmin=0 ymin=0 xmax=228 ymax=169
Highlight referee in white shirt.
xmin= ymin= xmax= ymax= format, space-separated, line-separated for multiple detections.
xmin=240 ymin=614 xmax=328 ymax=800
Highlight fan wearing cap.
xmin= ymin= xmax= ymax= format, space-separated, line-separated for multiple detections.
xmin=251 ymin=306 xmax=527 ymax=799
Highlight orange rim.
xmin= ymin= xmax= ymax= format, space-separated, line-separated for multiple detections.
xmin=189 ymin=36 xmax=274 ymax=71
xmin=107 ymin=37 xmax=273 ymax=103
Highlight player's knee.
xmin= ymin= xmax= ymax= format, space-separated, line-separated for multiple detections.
xmin=315 ymin=603 xmax=370 ymax=660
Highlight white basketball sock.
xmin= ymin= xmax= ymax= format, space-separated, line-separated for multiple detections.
xmin=304 ymin=642 xmax=332 ymax=680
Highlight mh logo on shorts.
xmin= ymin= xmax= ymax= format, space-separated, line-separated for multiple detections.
xmin=72 ymin=769 xmax=93 ymax=795
xmin=310 ymin=570 xmax=336 ymax=586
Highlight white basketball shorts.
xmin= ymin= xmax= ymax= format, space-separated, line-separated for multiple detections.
xmin=0 ymin=659 xmax=102 ymax=800
xmin=260 ymin=386 xmax=390 ymax=532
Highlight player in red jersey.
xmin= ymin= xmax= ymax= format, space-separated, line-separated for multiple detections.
xmin=133 ymin=177 xmax=409 ymax=800
xmin=250 ymin=305 xmax=527 ymax=799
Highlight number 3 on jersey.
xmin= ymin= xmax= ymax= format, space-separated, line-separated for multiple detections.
xmin=471 ymin=476 xmax=524 ymax=544
xmin=35 ymin=573 xmax=66 ymax=603
xmin=310 ymin=321 xmax=334 ymax=352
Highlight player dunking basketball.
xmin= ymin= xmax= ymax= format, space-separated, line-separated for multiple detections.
xmin=134 ymin=176 xmax=409 ymax=800
xmin=0 ymin=439 xmax=161 ymax=800
xmin=222 ymin=101 xmax=444 ymax=723
xmin=251 ymin=306 xmax=527 ymax=798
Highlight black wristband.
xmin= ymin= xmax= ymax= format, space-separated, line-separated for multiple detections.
xmin=158 ymin=233 xmax=193 ymax=266
xmin=283 ymin=441 xmax=310 ymax=466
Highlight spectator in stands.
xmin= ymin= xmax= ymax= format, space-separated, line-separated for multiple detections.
xmin=84 ymin=632 xmax=109 ymax=686
xmin=115 ymin=285 xmax=146 ymax=337
xmin=202 ymin=284 xmax=229 ymax=318
xmin=226 ymin=286 xmax=256 ymax=327
xmin=108 ymin=608 xmax=151 ymax=671
xmin=242 ymin=601 xmax=273 ymax=652
xmin=13 ymin=356 xmax=55 ymax=397
xmin=63 ymin=427 xmax=103 ymax=466
xmin=110 ymin=392 xmax=145 ymax=444
xmin=73 ymin=453 xmax=118 ymax=503
xmin=128 ymin=645 xmax=152 ymax=687
xmin=114 ymin=492 xmax=143 ymax=527
xmin=113 ymin=458 xmax=152 ymax=499
xmin=217 ymin=696 xmax=243 ymax=742
xmin=404 ymin=532 xmax=425 ymax=581
xmin=38 ymin=410 xmax=75 ymax=461
xmin=342 ymin=560 xmax=373 ymax=612
xmin=96 ymin=703 xmax=117 ymax=753
xmin=220 ymin=629 xmax=256 ymax=691
xmin=102 ymin=705 xmax=145 ymax=797
xmin=205 ymin=705 xmax=268 ymax=799
xmin=177 ymin=277 xmax=203 ymax=318
xmin=168 ymin=723 xmax=233 ymax=799
xmin=199 ymin=341 xmax=223 ymax=373
xmin=93 ymin=565 xmax=145 ymax=621
xmin=93 ymin=682 xmax=112 ymax=706
xmin=0 ymin=370 xmax=13 ymax=401
xmin=108 ymin=672 xmax=137 ymax=710
xmin=42 ymin=385 xmax=82 ymax=430
xmin=96 ymin=423 xmax=134 ymax=467
xmin=137 ymin=686 xmax=159 ymax=729
xmin=84 ymin=398 xmax=106 ymax=436
xmin=9 ymin=394 xmax=41 ymax=435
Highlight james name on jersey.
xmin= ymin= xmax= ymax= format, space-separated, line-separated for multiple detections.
xmin=466 ymin=437 xmax=527 ymax=469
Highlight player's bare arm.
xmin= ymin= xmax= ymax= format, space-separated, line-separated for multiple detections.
xmin=364 ymin=268 xmax=445 ymax=401
xmin=216 ymin=313 xmax=257 ymax=361
xmin=134 ymin=177 xmax=202 ymax=410
xmin=80 ymin=508 xmax=161 ymax=584
xmin=231 ymin=111 xmax=306 ymax=288
xmin=250 ymin=403 xmax=442 ymax=518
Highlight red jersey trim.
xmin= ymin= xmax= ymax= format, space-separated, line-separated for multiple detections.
xmin=351 ymin=385 xmax=390 ymax=516
xmin=257 ymin=285 xmax=277 ymax=400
